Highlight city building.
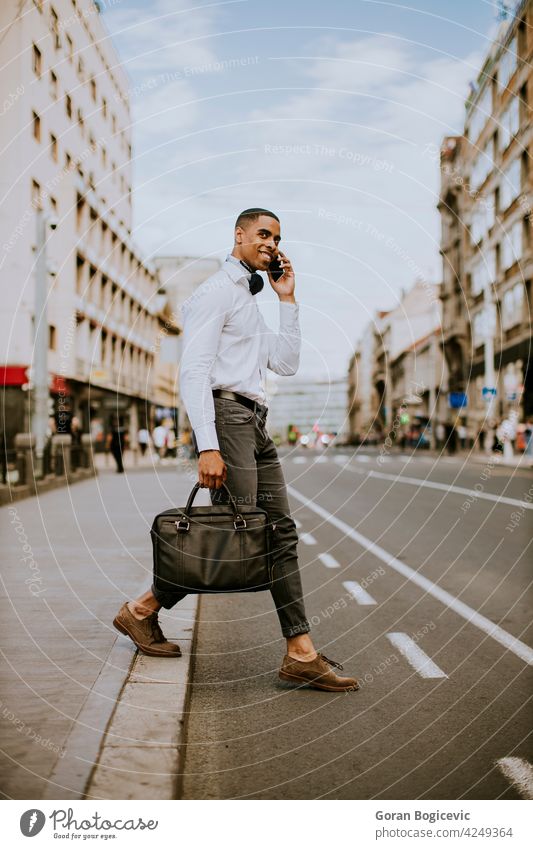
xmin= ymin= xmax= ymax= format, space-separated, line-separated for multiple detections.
xmin=347 ymin=280 xmax=443 ymax=444
xmin=267 ymin=376 xmax=350 ymax=441
xmin=0 ymin=0 xmax=164 ymax=452
xmin=439 ymin=0 xmax=533 ymax=441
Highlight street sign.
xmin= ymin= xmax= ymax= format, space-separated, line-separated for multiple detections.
xmin=448 ymin=392 xmax=468 ymax=408
xmin=482 ymin=386 xmax=497 ymax=398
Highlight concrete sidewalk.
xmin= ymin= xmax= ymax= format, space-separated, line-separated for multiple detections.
xmin=0 ymin=460 xmax=207 ymax=800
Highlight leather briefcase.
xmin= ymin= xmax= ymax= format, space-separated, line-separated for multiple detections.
xmin=151 ymin=482 xmax=276 ymax=594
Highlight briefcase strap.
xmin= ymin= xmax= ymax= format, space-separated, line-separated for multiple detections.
xmin=181 ymin=482 xmax=246 ymax=530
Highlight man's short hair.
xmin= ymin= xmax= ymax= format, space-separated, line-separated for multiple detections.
xmin=235 ymin=208 xmax=280 ymax=229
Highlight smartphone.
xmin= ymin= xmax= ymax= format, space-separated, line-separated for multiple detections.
xmin=269 ymin=256 xmax=284 ymax=282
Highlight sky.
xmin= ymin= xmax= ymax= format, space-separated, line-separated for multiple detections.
xmin=101 ymin=0 xmax=500 ymax=380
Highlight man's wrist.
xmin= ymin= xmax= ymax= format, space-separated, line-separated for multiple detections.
xmin=279 ymin=295 xmax=296 ymax=304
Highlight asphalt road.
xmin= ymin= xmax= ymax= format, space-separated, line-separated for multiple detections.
xmin=181 ymin=447 xmax=533 ymax=800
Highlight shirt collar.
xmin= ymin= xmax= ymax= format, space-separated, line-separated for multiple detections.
xmin=224 ymin=253 xmax=253 ymax=287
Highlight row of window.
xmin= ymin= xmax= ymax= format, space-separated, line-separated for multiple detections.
xmin=469 ymin=154 xmax=524 ymax=243
xmin=75 ymin=201 xmax=155 ymax=295
xmin=471 ymin=281 xmax=525 ymax=343
xmin=32 ymin=0 xmax=126 ymax=113
xmin=467 ymin=31 xmax=523 ymax=143
xmin=469 ymin=217 xmax=526 ymax=296
xmin=31 ymin=104 xmax=131 ymax=200
xmin=469 ymin=104 xmax=525 ymax=194
xmin=32 ymin=39 xmax=131 ymax=159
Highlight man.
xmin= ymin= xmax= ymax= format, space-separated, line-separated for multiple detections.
xmin=113 ymin=208 xmax=358 ymax=692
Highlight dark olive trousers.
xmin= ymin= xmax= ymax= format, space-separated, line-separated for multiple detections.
xmin=151 ymin=395 xmax=311 ymax=637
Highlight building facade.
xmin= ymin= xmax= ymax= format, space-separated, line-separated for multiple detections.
xmin=439 ymin=0 xmax=533 ymax=439
xmin=0 ymin=0 xmax=164 ymax=451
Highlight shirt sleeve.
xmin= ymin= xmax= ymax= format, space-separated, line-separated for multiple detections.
xmin=179 ymin=284 xmax=232 ymax=452
xmin=257 ymin=301 xmax=301 ymax=376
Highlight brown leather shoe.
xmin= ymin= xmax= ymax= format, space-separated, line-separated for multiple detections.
xmin=279 ymin=652 xmax=359 ymax=691
xmin=113 ymin=602 xmax=182 ymax=657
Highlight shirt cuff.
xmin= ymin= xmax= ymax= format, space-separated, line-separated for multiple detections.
xmin=279 ymin=300 xmax=299 ymax=321
xmin=193 ymin=423 xmax=220 ymax=453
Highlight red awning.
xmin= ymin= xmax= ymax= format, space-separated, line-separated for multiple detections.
xmin=1 ymin=365 xmax=29 ymax=386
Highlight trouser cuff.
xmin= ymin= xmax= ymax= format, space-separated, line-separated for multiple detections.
xmin=282 ymin=620 xmax=311 ymax=637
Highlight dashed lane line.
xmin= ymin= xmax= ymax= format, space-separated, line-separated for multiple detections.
xmin=299 ymin=532 xmax=317 ymax=545
xmin=387 ymin=632 xmax=448 ymax=679
xmin=343 ymin=580 xmax=377 ymax=605
xmin=496 ymin=757 xmax=533 ymax=799
xmin=288 ymin=484 xmax=533 ymax=666
xmin=318 ymin=552 xmax=340 ymax=569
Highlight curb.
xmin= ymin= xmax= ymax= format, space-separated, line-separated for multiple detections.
xmin=83 ymin=596 xmax=200 ymax=800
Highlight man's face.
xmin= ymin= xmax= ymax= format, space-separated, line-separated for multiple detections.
xmin=235 ymin=215 xmax=281 ymax=271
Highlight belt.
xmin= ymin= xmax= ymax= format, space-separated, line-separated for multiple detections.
xmin=212 ymin=388 xmax=267 ymax=413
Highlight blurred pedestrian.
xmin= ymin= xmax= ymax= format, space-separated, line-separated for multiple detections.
xmin=152 ymin=424 xmax=167 ymax=460
xmin=138 ymin=427 xmax=150 ymax=457
xmin=70 ymin=416 xmax=82 ymax=470
xmin=109 ymin=417 xmax=126 ymax=473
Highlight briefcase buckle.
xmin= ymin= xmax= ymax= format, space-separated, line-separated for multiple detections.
xmin=175 ymin=517 xmax=190 ymax=532
xmin=234 ymin=515 xmax=247 ymax=530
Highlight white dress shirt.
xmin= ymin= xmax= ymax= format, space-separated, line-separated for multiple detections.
xmin=179 ymin=254 xmax=301 ymax=452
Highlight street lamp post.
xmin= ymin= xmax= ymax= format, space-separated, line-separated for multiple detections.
xmin=483 ymin=277 xmax=497 ymax=453
xmin=32 ymin=208 xmax=50 ymax=479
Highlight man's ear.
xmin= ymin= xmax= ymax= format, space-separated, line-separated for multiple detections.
xmin=235 ymin=225 xmax=243 ymax=244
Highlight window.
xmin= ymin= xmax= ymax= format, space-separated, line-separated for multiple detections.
xmin=77 ymin=107 xmax=84 ymax=135
xmin=500 ymin=157 xmax=521 ymax=210
xmin=470 ymin=196 xmax=495 ymax=244
xmin=76 ymin=193 xmax=84 ymax=230
xmin=471 ymin=248 xmax=496 ymax=296
xmin=65 ymin=33 xmax=73 ymax=61
xmin=48 ymin=325 xmax=57 ymax=351
xmin=101 ymin=145 xmax=107 ymax=167
xmin=77 ymin=57 xmax=84 ymax=80
xmin=102 ymin=97 xmax=107 ymax=118
xmin=467 ymin=83 xmax=492 ymax=143
xmin=502 ymin=283 xmax=524 ymax=329
xmin=472 ymin=311 xmax=486 ymax=346
xmin=499 ymin=96 xmax=519 ymax=151
xmin=32 ymin=43 xmax=42 ymax=77
xmin=76 ymin=254 xmax=84 ymax=294
xmin=501 ymin=219 xmax=522 ymax=269
xmin=50 ymin=7 xmax=60 ymax=49
xmin=499 ymin=37 xmax=517 ymax=90
xmin=50 ymin=133 xmax=58 ymax=161
xmin=470 ymin=137 xmax=493 ymax=191
xmin=90 ymin=77 xmax=97 ymax=102
xmin=111 ymin=113 xmax=117 ymax=133
xmin=32 ymin=110 xmax=41 ymax=142
xmin=32 ymin=179 xmax=42 ymax=209
xmin=65 ymin=151 xmax=72 ymax=170
xmin=49 ymin=195 xmax=58 ymax=214
xmin=49 ymin=69 xmax=58 ymax=99
xmin=65 ymin=92 xmax=72 ymax=118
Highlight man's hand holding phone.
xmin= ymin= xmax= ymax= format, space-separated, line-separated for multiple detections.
xmin=268 ymin=250 xmax=295 ymax=303
xmin=198 ymin=449 xmax=227 ymax=489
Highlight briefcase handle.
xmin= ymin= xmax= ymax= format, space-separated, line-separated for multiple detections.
xmin=181 ymin=482 xmax=246 ymax=529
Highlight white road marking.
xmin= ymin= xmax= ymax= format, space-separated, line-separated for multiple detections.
xmin=496 ymin=757 xmax=533 ymax=799
xmin=356 ymin=455 xmax=371 ymax=463
xmin=314 ymin=455 xmax=327 ymax=463
xmin=293 ymin=518 xmax=302 ymax=529
xmin=361 ymin=469 xmax=533 ymax=510
xmin=293 ymin=456 xmax=308 ymax=464
xmin=343 ymin=580 xmax=376 ymax=605
xmin=387 ymin=632 xmax=447 ymax=678
xmin=318 ymin=552 xmax=340 ymax=569
xmin=299 ymin=532 xmax=317 ymax=545
xmin=333 ymin=455 xmax=350 ymax=464
xmin=287 ymin=484 xmax=533 ymax=666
